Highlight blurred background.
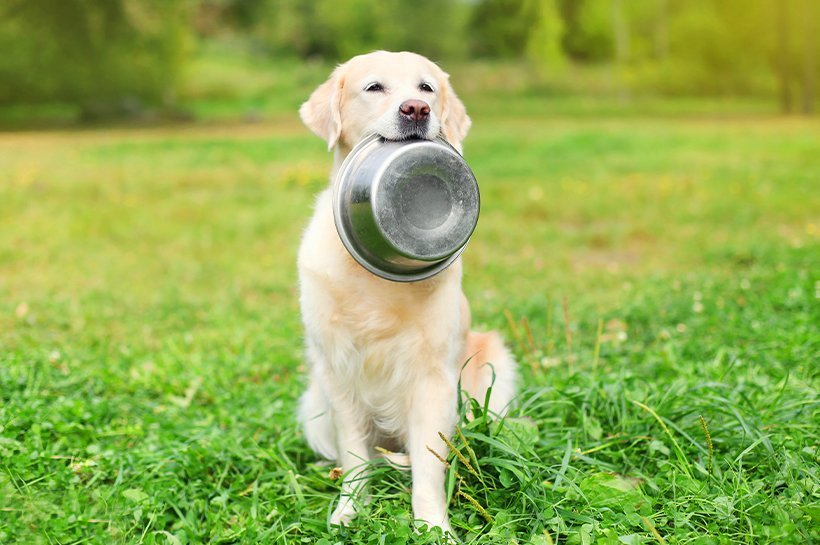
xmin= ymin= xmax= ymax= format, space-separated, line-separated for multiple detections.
xmin=1 ymin=0 xmax=818 ymax=124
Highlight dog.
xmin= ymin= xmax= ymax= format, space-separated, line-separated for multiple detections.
xmin=297 ymin=51 xmax=517 ymax=536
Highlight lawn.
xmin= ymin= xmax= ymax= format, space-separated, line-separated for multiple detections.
xmin=0 ymin=78 xmax=818 ymax=543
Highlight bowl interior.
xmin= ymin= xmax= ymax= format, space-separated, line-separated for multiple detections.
xmin=372 ymin=142 xmax=479 ymax=261
xmin=333 ymin=136 xmax=480 ymax=281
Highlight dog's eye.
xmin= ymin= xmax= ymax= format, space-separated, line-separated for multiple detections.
xmin=419 ymin=82 xmax=435 ymax=93
xmin=364 ymin=82 xmax=385 ymax=93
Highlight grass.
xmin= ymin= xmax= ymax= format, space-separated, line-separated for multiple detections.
xmin=1 ymin=55 xmax=819 ymax=544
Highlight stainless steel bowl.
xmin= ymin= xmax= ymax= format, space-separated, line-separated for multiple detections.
xmin=333 ymin=134 xmax=480 ymax=282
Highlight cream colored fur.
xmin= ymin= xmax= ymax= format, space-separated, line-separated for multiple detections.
xmin=297 ymin=51 xmax=517 ymax=536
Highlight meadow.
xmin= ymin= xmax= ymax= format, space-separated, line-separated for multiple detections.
xmin=0 ymin=57 xmax=818 ymax=544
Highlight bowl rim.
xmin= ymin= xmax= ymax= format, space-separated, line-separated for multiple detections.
xmin=332 ymin=134 xmax=477 ymax=283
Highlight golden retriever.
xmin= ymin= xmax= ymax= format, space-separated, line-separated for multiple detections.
xmin=297 ymin=51 xmax=517 ymax=536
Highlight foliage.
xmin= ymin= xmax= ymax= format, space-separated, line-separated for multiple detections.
xmin=245 ymin=0 xmax=469 ymax=61
xmin=1 ymin=0 xmax=818 ymax=118
xmin=558 ymin=0 xmax=613 ymax=63
xmin=0 ymin=0 xmax=190 ymax=118
xmin=470 ymin=0 xmax=534 ymax=58
xmin=524 ymin=0 xmax=567 ymax=74
xmin=589 ymin=0 xmax=818 ymax=104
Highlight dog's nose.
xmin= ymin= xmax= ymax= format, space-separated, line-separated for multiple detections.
xmin=399 ymin=100 xmax=430 ymax=123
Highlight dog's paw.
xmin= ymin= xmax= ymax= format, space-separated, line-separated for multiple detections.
xmin=414 ymin=518 xmax=458 ymax=543
xmin=329 ymin=495 xmax=359 ymax=526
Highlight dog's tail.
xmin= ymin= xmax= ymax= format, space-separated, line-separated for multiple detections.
xmin=459 ymin=331 xmax=517 ymax=416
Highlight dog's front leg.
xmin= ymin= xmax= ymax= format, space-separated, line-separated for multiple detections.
xmin=329 ymin=404 xmax=371 ymax=526
xmin=408 ymin=373 xmax=458 ymax=536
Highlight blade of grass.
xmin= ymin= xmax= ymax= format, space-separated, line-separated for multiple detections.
xmin=592 ymin=318 xmax=603 ymax=369
xmin=631 ymin=400 xmax=692 ymax=477
xmin=504 ymin=308 xmax=528 ymax=356
xmin=562 ymin=296 xmax=573 ymax=372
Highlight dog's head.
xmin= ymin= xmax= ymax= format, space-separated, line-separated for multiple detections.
xmin=300 ymin=51 xmax=471 ymax=155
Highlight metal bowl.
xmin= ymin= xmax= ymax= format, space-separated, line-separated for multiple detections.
xmin=333 ymin=134 xmax=480 ymax=282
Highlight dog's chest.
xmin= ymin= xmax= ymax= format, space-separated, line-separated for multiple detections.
xmin=299 ymin=191 xmax=463 ymax=430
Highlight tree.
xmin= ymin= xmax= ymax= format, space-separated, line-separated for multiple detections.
xmin=785 ymin=0 xmax=819 ymax=114
xmin=776 ymin=0 xmax=795 ymax=112
xmin=0 ymin=0 xmax=189 ymax=118
xmin=525 ymin=0 xmax=567 ymax=74
xmin=470 ymin=0 xmax=534 ymax=58
xmin=249 ymin=0 xmax=468 ymax=61
xmin=800 ymin=0 xmax=816 ymax=113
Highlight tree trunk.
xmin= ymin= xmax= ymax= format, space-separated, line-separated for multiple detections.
xmin=777 ymin=0 xmax=794 ymax=113
xmin=655 ymin=0 xmax=669 ymax=60
xmin=800 ymin=0 xmax=816 ymax=114
xmin=612 ymin=0 xmax=629 ymax=62
xmin=611 ymin=0 xmax=630 ymax=101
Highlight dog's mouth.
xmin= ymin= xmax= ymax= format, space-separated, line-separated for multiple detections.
xmin=379 ymin=128 xmax=439 ymax=143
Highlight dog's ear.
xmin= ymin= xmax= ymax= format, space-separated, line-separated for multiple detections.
xmin=439 ymin=74 xmax=471 ymax=154
xmin=300 ymin=65 xmax=346 ymax=150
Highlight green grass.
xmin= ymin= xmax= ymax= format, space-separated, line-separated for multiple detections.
xmin=1 ymin=78 xmax=818 ymax=544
